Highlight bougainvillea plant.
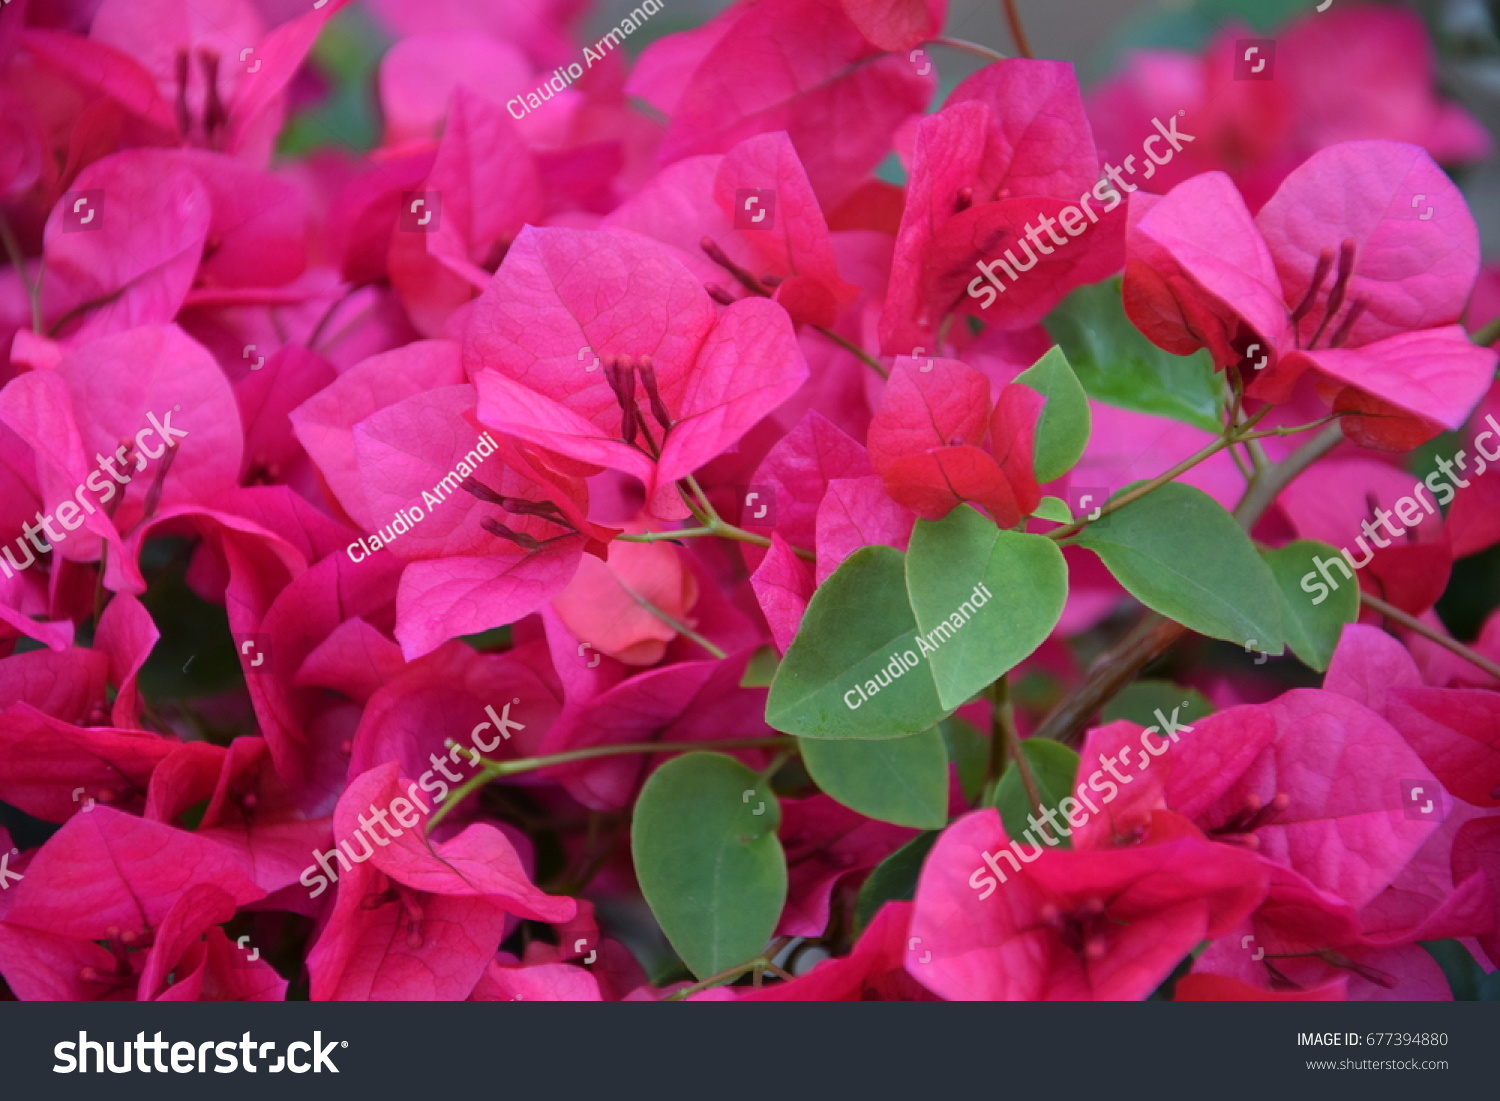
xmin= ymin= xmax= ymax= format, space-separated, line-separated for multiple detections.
xmin=0 ymin=0 xmax=1497 ymax=1002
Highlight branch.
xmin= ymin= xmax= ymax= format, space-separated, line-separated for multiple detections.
xmin=813 ymin=325 xmax=888 ymax=379
xmin=427 ymin=736 xmax=800 ymax=830
xmin=1000 ymin=0 xmax=1034 ymax=59
xmin=930 ymin=36 xmax=1010 ymax=63
xmin=1360 ymin=591 xmax=1500 ymax=682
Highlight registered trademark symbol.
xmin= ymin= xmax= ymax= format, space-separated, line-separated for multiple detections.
xmin=341 ymin=1041 xmax=349 ymax=1047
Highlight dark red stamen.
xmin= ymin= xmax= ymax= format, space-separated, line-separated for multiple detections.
xmin=1289 ymin=247 xmax=1335 ymax=329
xmin=481 ymin=517 xmax=542 ymax=551
xmin=1308 ymin=238 xmax=1357 ymax=349
xmin=699 ymin=236 xmax=771 ymax=296
xmin=637 ymin=355 xmax=672 ymax=432
xmin=1327 ymin=298 xmax=1366 ymax=349
xmin=199 ymin=51 xmax=226 ymax=146
xmin=141 ymin=440 xmax=179 ymax=521
xmin=174 ymin=50 xmax=192 ymax=137
xmin=617 ymin=358 xmax=638 ymax=444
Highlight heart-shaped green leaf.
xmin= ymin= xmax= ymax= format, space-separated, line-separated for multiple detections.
xmin=1044 ymin=278 xmax=1223 ymax=432
xmin=799 ymin=726 xmax=949 ymax=829
xmin=631 ymin=752 xmax=786 ymax=980
xmin=905 ymin=506 xmax=1068 ymax=709
xmin=853 ymin=830 xmax=941 ymax=933
xmin=1102 ymin=679 xmax=1214 ymax=727
xmin=987 ymin=737 xmax=1081 ymax=850
xmin=766 ymin=545 xmax=949 ymax=739
xmin=1072 ymin=482 xmax=1284 ymax=653
xmin=1261 ymin=540 xmax=1360 ymax=671
xmin=1032 ymin=495 xmax=1073 ymax=523
xmin=1013 ymin=345 xmax=1091 ymax=483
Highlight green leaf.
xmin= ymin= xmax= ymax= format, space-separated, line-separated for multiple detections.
xmin=739 ymin=644 xmax=780 ymax=688
xmin=1044 ymin=279 xmax=1222 ymax=432
xmin=1072 ymin=482 xmax=1284 ymax=653
xmin=1420 ymin=940 xmax=1486 ymax=1001
xmin=766 ymin=546 xmax=949 ymax=739
xmin=988 ymin=738 xmax=1080 ymax=850
xmin=905 ymin=506 xmax=1068 ymax=709
xmin=631 ymin=753 xmax=787 ymax=980
xmin=1480 ymin=969 xmax=1500 ymax=1001
xmin=941 ymin=716 xmax=988 ymax=806
xmin=853 ymin=831 xmax=941 ymax=933
xmin=1102 ymin=679 xmax=1214 ymax=728
xmin=1261 ymin=540 xmax=1360 ymax=672
xmin=799 ymin=727 xmax=949 ymax=829
xmin=1196 ymin=0 xmax=1310 ymax=33
xmin=1032 ymin=496 xmax=1072 ymax=523
xmin=1013 ymin=346 xmax=1091 ymax=483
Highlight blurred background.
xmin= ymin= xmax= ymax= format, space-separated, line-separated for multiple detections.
xmin=283 ymin=0 xmax=1500 ymax=245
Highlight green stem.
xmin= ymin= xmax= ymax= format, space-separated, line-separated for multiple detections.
xmin=1471 ymin=315 xmax=1500 ymax=347
xmin=1242 ymin=413 xmax=1344 ymax=440
xmin=930 ymin=35 xmax=1009 ymax=63
xmin=1048 ymin=408 xmax=1270 ymax=540
xmin=618 ymin=519 xmax=815 ymax=561
xmin=664 ymin=958 xmax=765 ymax=1000
xmin=754 ymin=748 xmax=792 ymax=788
xmin=609 ymin=573 xmax=727 ymax=659
xmin=618 ymin=527 xmax=716 ymax=543
xmin=990 ymin=676 xmax=1041 ymax=814
xmin=427 ymin=734 xmax=798 ymax=831
xmin=473 ymin=736 xmax=798 ymax=781
xmin=812 ymin=325 xmax=888 ymax=380
xmin=681 ymin=474 xmax=718 ymax=520
xmin=426 ymin=770 xmax=492 ymax=831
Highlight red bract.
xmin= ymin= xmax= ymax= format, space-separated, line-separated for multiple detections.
xmin=467 ymin=227 xmax=808 ymax=517
xmin=627 ymin=0 xmax=933 ymax=207
xmin=305 ymin=763 xmax=572 ymax=1000
xmin=909 ymin=808 xmax=1266 ymax=1000
xmin=883 ymin=61 xmax=1125 ymax=352
xmin=1 ymin=0 xmax=1496 ymax=1007
xmin=606 ymin=130 xmax=860 ymax=328
xmin=0 ymin=808 xmax=270 ymax=1000
xmin=387 ymin=87 xmax=544 ymax=336
xmin=868 ymin=355 xmax=1041 ymax=522
xmin=1124 ymin=141 xmax=1496 ymax=448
